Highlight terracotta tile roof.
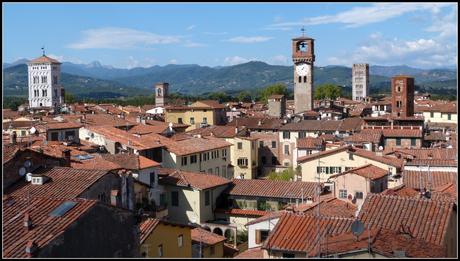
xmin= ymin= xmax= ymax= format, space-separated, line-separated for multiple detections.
xmin=385 ymin=148 xmax=457 ymax=160
xmin=6 ymin=167 xmax=110 ymax=199
xmin=338 ymin=117 xmax=364 ymax=132
xmin=343 ymin=129 xmax=383 ymax=143
xmin=159 ymin=169 xmax=231 ymax=190
xmin=424 ymin=132 xmax=447 ymax=141
xmin=3 ymin=143 xmax=20 ymax=164
xmin=381 ymin=128 xmax=423 ymax=138
xmin=296 ymin=137 xmax=324 ymax=149
xmin=371 ymin=228 xmax=447 ymax=257
xmin=127 ymin=124 xmax=168 ymax=135
xmin=330 ymin=164 xmax=389 ymax=181
xmin=85 ymin=125 xmax=165 ymax=151
xmin=403 ymin=170 xmax=456 ymax=189
xmin=3 ymin=120 xmax=38 ymax=130
xmin=262 ymin=213 xmax=354 ymax=253
xmin=381 ymin=185 xmax=420 ymax=198
xmin=297 ymin=145 xmax=351 ymax=163
xmin=227 ymin=179 xmax=321 ymax=200
xmin=353 ymin=148 xmax=404 ymax=168
xmin=215 ymin=208 xmax=268 ymax=217
xmin=186 ymin=125 xmax=241 ymax=138
xmin=280 ymin=120 xmax=342 ymax=132
xmin=2 ymin=109 xmax=20 ymax=120
xmin=82 ymin=114 xmax=137 ymax=127
xmin=45 ymin=121 xmax=83 ymax=130
xmin=192 ymin=227 xmax=226 ymax=246
xmin=358 ymin=194 xmax=454 ymax=245
xmin=234 ymin=247 xmax=264 ymax=259
xmin=100 ymin=154 xmax=160 ymax=170
xmin=192 ymin=100 xmax=226 ymax=109
xmin=70 ymin=154 xmax=122 ymax=171
xmin=139 ymin=218 xmax=160 ymax=244
xmin=297 ymin=198 xmax=357 ymax=218
xmin=28 ymin=55 xmax=61 ymax=64
xmin=431 ymin=183 xmax=457 ymax=202
xmin=404 ymin=158 xmax=457 ymax=166
xmin=245 ymin=211 xmax=284 ymax=226
xmin=417 ymin=102 xmax=457 ymax=113
xmin=165 ymin=136 xmax=232 ymax=156
xmin=227 ymin=117 xmax=283 ymax=130
xmin=3 ymin=196 xmax=96 ymax=258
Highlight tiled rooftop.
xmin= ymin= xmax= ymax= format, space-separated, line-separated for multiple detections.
xmin=403 ymin=170 xmax=456 ymax=189
xmin=191 ymin=227 xmax=226 ymax=246
xmin=330 ymin=164 xmax=389 ymax=181
xmin=159 ymin=169 xmax=232 ymax=190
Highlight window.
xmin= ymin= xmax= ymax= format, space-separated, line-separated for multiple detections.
xmin=171 ymin=191 xmax=179 ymax=207
xmin=339 ymin=189 xmax=347 ymax=199
xmin=178 ymin=235 xmax=183 ymax=247
xmin=283 ymin=131 xmax=290 ymax=139
xmin=222 ymin=149 xmax=227 ymax=157
xmin=50 ymin=132 xmax=59 ymax=141
xmin=396 ymin=138 xmax=401 ymax=146
xmin=54 ymin=89 xmax=58 ymax=97
xmin=203 ymin=117 xmax=208 ymax=124
xmin=283 ymin=253 xmax=295 ymax=258
xmin=271 ymin=141 xmax=276 ymax=148
xmin=303 ymin=76 xmax=307 ymax=82
xmin=237 ymin=142 xmax=243 ymax=149
xmin=411 ymin=138 xmax=416 ymax=146
xmin=259 ymin=141 xmax=264 ymax=148
xmin=53 ymin=76 xmax=58 ymax=84
xmin=215 ymin=167 xmax=219 ymax=176
xmin=222 ymin=165 xmax=227 ymax=178
xmin=42 ymin=89 xmax=46 ymax=97
xmin=298 ymin=131 xmax=306 ymax=138
xmin=158 ymin=244 xmax=163 ymax=257
xmin=430 ymin=112 xmax=434 ymax=118
xmin=261 ymin=230 xmax=270 ymax=242
xmin=190 ymin=117 xmax=195 ymax=124
xmin=208 ymin=168 xmax=213 ymax=174
xmin=448 ymin=113 xmax=452 ymax=120
xmin=355 ymin=191 xmax=364 ymax=199
xmin=191 ymin=154 xmax=197 ymax=164
xmin=181 ymin=156 xmax=188 ymax=166
xmin=178 ymin=118 xmax=183 ymax=124
xmin=205 ymin=190 xmax=210 ymax=206
xmin=298 ymin=76 xmax=302 ymax=83
xmin=210 ymin=246 xmax=215 ymax=255
xmin=160 ymin=193 xmax=166 ymax=206
xmin=237 ymin=158 xmax=248 ymax=167
xmin=284 ymin=144 xmax=290 ymax=155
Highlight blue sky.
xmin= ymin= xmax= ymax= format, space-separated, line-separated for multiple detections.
xmin=3 ymin=3 xmax=457 ymax=69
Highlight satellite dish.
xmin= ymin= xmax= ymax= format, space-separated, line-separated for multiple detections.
xmin=30 ymin=127 xmax=36 ymax=134
xmin=26 ymin=173 xmax=33 ymax=182
xmin=378 ymin=146 xmax=383 ymax=151
xmin=24 ymin=160 xmax=32 ymax=168
xmin=19 ymin=167 xmax=26 ymax=176
xmin=351 ymin=220 xmax=365 ymax=237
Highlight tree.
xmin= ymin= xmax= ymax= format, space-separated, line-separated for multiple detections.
xmin=65 ymin=92 xmax=77 ymax=104
xmin=237 ymin=90 xmax=252 ymax=102
xmin=268 ymin=167 xmax=295 ymax=181
xmin=314 ymin=84 xmax=342 ymax=100
xmin=259 ymin=83 xmax=288 ymax=104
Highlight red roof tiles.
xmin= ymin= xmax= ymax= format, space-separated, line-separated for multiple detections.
xmin=165 ymin=136 xmax=232 ymax=156
xmin=330 ymin=164 xmax=389 ymax=181
xmin=6 ymin=167 xmax=111 ymax=199
xmin=215 ymin=208 xmax=268 ymax=217
xmin=159 ymin=169 xmax=231 ymax=190
xmin=296 ymin=137 xmax=324 ymax=149
xmin=227 ymin=179 xmax=321 ymax=200
xmin=234 ymin=247 xmax=264 ymax=259
xmin=358 ymin=194 xmax=454 ymax=245
xmin=191 ymin=227 xmax=226 ymax=246
xmin=28 ymin=55 xmax=61 ymax=64
xmin=139 ymin=218 xmax=160 ymax=244
xmin=3 ymin=197 xmax=96 ymax=258
xmin=403 ymin=170 xmax=456 ymax=189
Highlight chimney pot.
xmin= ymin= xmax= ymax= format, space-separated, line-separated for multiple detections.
xmin=24 ymin=213 xmax=33 ymax=230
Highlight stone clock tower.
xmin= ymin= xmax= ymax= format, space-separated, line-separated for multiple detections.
xmin=292 ymin=31 xmax=315 ymax=113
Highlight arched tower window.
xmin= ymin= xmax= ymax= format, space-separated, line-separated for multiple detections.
xmin=298 ymin=76 xmax=302 ymax=83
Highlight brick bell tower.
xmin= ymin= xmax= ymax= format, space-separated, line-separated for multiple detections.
xmin=155 ymin=82 xmax=169 ymax=107
xmin=391 ymin=75 xmax=414 ymax=117
xmin=292 ymin=28 xmax=315 ymax=113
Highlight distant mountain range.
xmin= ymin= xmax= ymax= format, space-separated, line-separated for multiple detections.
xmin=3 ymin=60 xmax=457 ymax=99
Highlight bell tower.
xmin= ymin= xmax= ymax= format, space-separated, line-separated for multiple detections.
xmin=292 ymin=28 xmax=315 ymax=113
xmin=155 ymin=82 xmax=169 ymax=107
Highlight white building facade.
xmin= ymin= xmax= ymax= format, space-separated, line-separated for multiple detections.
xmin=352 ymin=63 xmax=369 ymax=101
xmin=28 ymin=55 xmax=64 ymax=110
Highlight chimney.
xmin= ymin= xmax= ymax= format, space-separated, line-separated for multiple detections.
xmin=11 ymin=131 xmax=17 ymax=145
xmin=62 ymin=149 xmax=71 ymax=167
xmin=25 ymin=240 xmax=38 ymax=258
xmin=24 ymin=213 xmax=33 ymax=231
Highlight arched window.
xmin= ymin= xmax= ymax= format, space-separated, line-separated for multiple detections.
xmin=157 ymin=88 xmax=162 ymax=96
xmin=303 ymin=76 xmax=307 ymax=82
xmin=298 ymin=76 xmax=302 ymax=83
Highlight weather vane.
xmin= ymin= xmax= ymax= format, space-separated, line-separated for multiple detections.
xmin=41 ymin=46 xmax=45 ymax=56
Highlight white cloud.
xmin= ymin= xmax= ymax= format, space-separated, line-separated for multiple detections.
xmin=268 ymin=3 xmax=454 ymax=29
xmin=126 ymin=56 xmax=140 ymax=69
xmin=223 ymin=56 xmax=255 ymax=66
xmin=269 ymin=55 xmax=289 ymax=65
xmin=183 ymin=40 xmax=206 ymax=48
xmin=426 ymin=5 xmax=457 ymax=38
xmin=186 ymin=25 xmax=196 ymax=31
xmin=68 ymin=27 xmax=182 ymax=49
xmin=169 ymin=59 xmax=178 ymax=64
xmin=326 ymin=33 xmax=457 ymax=68
xmin=203 ymin=32 xmax=228 ymax=36
xmin=225 ymin=36 xmax=273 ymax=43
